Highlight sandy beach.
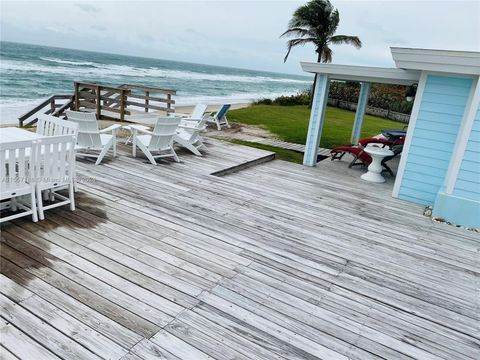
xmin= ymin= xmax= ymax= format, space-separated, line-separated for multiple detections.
xmin=0 ymin=102 xmax=251 ymax=128
xmin=175 ymin=103 xmax=249 ymax=115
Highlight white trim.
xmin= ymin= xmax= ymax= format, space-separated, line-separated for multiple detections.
xmin=444 ymin=76 xmax=480 ymax=194
xmin=351 ymin=82 xmax=371 ymax=144
xmin=303 ymin=74 xmax=330 ymax=166
xmin=391 ymin=47 xmax=480 ymax=75
xmin=392 ymin=71 xmax=428 ymax=198
xmin=301 ymin=62 xmax=420 ymax=85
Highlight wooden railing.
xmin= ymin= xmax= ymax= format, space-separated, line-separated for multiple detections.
xmin=74 ymin=82 xmax=176 ymax=121
xmin=18 ymin=82 xmax=177 ymax=127
xmin=119 ymin=84 xmax=176 ymax=114
xmin=18 ymin=95 xmax=74 ymax=127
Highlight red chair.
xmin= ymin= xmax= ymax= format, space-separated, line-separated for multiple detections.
xmin=330 ymin=136 xmax=404 ymax=176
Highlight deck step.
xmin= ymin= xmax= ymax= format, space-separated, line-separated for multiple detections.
xmin=210 ymin=152 xmax=275 ymax=177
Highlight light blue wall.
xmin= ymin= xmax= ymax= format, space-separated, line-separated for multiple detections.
xmin=432 ymin=105 xmax=480 ymax=228
xmin=453 ymin=106 xmax=480 ymax=200
xmin=398 ymin=75 xmax=474 ymax=205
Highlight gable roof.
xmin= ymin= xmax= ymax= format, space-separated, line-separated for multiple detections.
xmin=391 ymin=47 xmax=480 ymax=75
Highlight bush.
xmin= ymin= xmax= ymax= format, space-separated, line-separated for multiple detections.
xmin=254 ymin=89 xmax=311 ymax=106
xmin=329 ymin=81 xmax=413 ymax=114
xmin=254 ymin=98 xmax=273 ymax=105
xmin=256 ymin=81 xmax=414 ymax=114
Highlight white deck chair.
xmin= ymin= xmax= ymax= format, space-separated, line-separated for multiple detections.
xmin=175 ymin=103 xmax=208 ymax=120
xmin=0 ymin=140 xmax=38 ymax=223
xmin=37 ymin=114 xmax=79 ymax=191
xmin=35 ymin=135 xmax=76 ymax=220
xmin=174 ymin=117 xmax=208 ymax=156
xmin=37 ymin=114 xmax=78 ymax=137
xmin=207 ymin=104 xmax=231 ymax=130
xmin=131 ymin=117 xmax=181 ymax=164
xmin=65 ymin=110 xmax=121 ymax=165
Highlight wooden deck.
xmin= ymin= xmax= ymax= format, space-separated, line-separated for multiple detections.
xmin=1 ymin=139 xmax=479 ymax=360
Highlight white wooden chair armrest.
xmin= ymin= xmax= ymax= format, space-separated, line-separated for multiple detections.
xmin=99 ymin=124 xmax=122 ymax=134
xmin=131 ymin=126 xmax=153 ymax=135
xmin=123 ymin=124 xmax=150 ymax=131
xmin=177 ymin=124 xmax=200 ymax=130
xmin=172 ymin=112 xmax=190 ymax=117
xmin=78 ymin=130 xmax=101 ymax=135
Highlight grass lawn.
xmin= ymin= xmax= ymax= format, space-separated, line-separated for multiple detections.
xmin=228 ymin=104 xmax=404 ymax=148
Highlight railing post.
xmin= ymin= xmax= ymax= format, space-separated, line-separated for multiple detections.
xmin=74 ymin=82 xmax=80 ymax=111
xmin=50 ymin=97 xmax=55 ymax=114
xmin=96 ymin=86 xmax=102 ymax=120
xmin=167 ymin=93 xmax=172 ymax=113
xmin=145 ymin=91 xmax=149 ymax=112
xmin=120 ymin=89 xmax=126 ymax=122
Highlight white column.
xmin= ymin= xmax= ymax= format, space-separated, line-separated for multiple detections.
xmin=444 ymin=76 xmax=480 ymax=194
xmin=350 ymin=82 xmax=371 ymax=145
xmin=303 ymin=74 xmax=330 ymax=166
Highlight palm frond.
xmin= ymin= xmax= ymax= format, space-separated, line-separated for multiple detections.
xmin=284 ymin=38 xmax=316 ymax=62
xmin=326 ymin=9 xmax=340 ymax=36
xmin=329 ymin=35 xmax=362 ymax=48
xmin=321 ymin=46 xmax=333 ymax=63
xmin=280 ymin=27 xmax=314 ymax=39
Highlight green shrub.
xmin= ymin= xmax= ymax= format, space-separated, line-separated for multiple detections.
xmin=254 ymin=98 xmax=273 ymax=105
xmin=256 ymin=81 xmax=413 ymax=114
xmin=255 ymin=89 xmax=311 ymax=106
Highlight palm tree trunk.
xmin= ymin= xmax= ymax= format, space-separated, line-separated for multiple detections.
xmin=309 ymin=51 xmax=324 ymax=108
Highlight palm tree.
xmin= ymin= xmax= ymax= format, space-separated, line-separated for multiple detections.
xmin=281 ymin=0 xmax=362 ymax=105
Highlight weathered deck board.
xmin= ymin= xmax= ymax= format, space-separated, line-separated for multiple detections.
xmin=1 ymin=138 xmax=479 ymax=360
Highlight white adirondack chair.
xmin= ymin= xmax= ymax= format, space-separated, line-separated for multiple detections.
xmin=207 ymin=104 xmax=231 ymax=130
xmin=65 ymin=110 xmax=121 ymax=165
xmin=35 ymin=135 xmax=76 ymax=220
xmin=37 ymin=114 xmax=79 ymax=191
xmin=131 ymin=117 xmax=181 ymax=164
xmin=37 ymin=114 xmax=78 ymax=137
xmin=174 ymin=116 xmax=208 ymax=156
xmin=175 ymin=103 xmax=208 ymax=120
xmin=0 ymin=140 xmax=38 ymax=223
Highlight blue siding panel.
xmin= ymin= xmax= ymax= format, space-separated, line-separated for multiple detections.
xmin=462 ymin=150 xmax=480 ymax=162
xmin=415 ymin=119 xmax=460 ymax=134
xmin=398 ymin=75 xmax=473 ymax=205
xmin=452 ymin=104 xmax=480 ymax=201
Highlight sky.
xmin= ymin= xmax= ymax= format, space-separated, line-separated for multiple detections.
xmin=1 ymin=0 xmax=479 ymax=75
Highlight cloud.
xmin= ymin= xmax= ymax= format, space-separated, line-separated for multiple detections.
xmin=91 ymin=24 xmax=106 ymax=32
xmin=185 ymin=28 xmax=207 ymax=38
xmin=75 ymin=3 xmax=100 ymax=13
xmin=138 ymin=34 xmax=155 ymax=44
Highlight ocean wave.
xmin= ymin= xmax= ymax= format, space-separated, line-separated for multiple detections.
xmin=1 ymin=59 xmax=311 ymax=84
xmin=174 ymin=91 xmax=298 ymax=106
xmin=40 ymin=57 xmax=96 ymax=66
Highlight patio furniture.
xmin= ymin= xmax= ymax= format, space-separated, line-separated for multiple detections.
xmin=207 ymin=104 xmax=231 ymax=130
xmin=174 ymin=103 xmax=208 ymax=120
xmin=174 ymin=116 xmax=208 ymax=156
xmin=65 ymin=110 xmax=121 ymax=165
xmin=330 ymin=135 xmax=405 ymax=175
xmin=361 ymin=146 xmax=394 ymax=183
xmin=0 ymin=140 xmax=38 ymax=223
xmin=37 ymin=114 xmax=78 ymax=138
xmin=0 ymin=127 xmax=43 ymax=143
xmin=130 ymin=117 xmax=181 ymax=164
xmin=35 ymin=135 xmax=76 ymax=220
xmin=381 ymin=128 xmax=407 ymax=141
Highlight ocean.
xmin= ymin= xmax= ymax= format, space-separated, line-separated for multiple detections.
xmin=0 ymin=41 xmax=312 ymax=125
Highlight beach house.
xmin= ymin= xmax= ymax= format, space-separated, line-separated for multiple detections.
xmin=302 ymin=47 xmax=480 ymax=228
